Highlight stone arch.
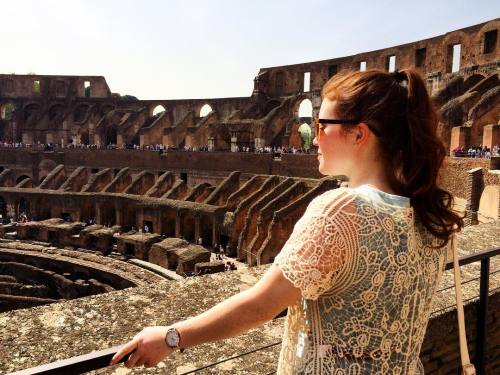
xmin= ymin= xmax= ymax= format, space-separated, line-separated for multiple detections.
xmin=73 ymin=103 xmax=91 ymax=123
xmin=16 ymin=175 xmax=30 ymax=185
xmin=478 ymin=20 xmax=500 ymax=53
xmin=152 ymin=104 xmax=166 ymax=117
xmin=297 ymin=98 xmax=313 ymax=118
xmin=48 ymin=104 xmax=65 ymax=127
xmin=298 ymin=123 xmax=312 ymax=149
xmin=23 ymin=103 xmax=41 ymax=123
xmin=0 ymin=102 xmax=16 ymax=120
xmin=199 ymin=104 xmax=213 ymax=117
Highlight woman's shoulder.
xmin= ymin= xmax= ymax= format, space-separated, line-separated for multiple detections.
xmin=307 ymin=187 xmax=358 ymax=218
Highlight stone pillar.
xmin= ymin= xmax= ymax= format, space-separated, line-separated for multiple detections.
xmin=482 ymin=124 xmax=500 ymax=151
xmin=95 ymin=205 xmax=102 ymax=225
xmin=450 ymin=126 xmax=471 ymax=156
xmin=194 ymin=217 xmax=201 ymax=244
xmin=207 ymin=137 xmax=215 ymax=151
xmin=175 ymin=214 xmax=181 ymax=238
xmin=212 ymin=220 xmax=219 ymax=247
xmin=464 ymin=167 xmax=484 ymax=226
xmin=254 ymin=137 xmax=265 ymax=150
xmin=6 ymin=203 xmax=16 ymax=221
xmin=116 ymin=209 xmax=123 ymax=227
xmin=231 ymin=136 xmax=238 ymax=152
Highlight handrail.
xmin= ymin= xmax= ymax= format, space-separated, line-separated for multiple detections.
xmin=7 ymin=247 xmax=499 ymax=375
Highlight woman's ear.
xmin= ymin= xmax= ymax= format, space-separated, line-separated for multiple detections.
xmin=354 ymin=123 xmax=370 ymax=144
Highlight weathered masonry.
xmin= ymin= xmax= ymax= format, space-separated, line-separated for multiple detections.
xmin=0 ymin=19 xmax=498 ymax=155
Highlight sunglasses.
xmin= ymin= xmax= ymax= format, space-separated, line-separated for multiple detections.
xmin=314 ymin=118 xmax=382 ymax=139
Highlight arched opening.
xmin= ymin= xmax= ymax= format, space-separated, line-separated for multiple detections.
xmin=200 ymin=104 xmax=213 ymax=117
xmin=16 ymin=175 xmax=30 ymax=185
xmin=0 ymin=103 xmax=16 ymax=120
xmin=298 ymin=123 xmax=312 ymax=149
xmin=24 ymin=103 xmax=41 ymax=123
xmin=99 ymin=201 xmax=116 ymax=226
xmin=36 ymin=197 xmax=51 ymax=220
xmin=298 ymin=99 xmax=313 ymax=118
xmin=104 ymin=126 xmax=118 ymax=145
xmin=18 ymin=198 xmax=30 ymax=216
xmin=180 ymin=212 xmax=195 ymax=242
xmin=161 ymin=211 xmax=176 ymax=237
xmin=48 ymin=104 xmax=65 ymax=125
xmin=200 ymin=215 xmax=213 ymax=247
xmin=0 ymin=196 xmax=7 ymax=223
xmin=80 ymin=200 xmax=96 ymax=224
xmin=73 ymin=104 xmax=90 ymax=123
xmin=152 ymin=105 xmax=166 ymax=117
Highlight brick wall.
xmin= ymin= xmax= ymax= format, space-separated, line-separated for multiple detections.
xmin=420 ymin=291 xmax=499 ymax=374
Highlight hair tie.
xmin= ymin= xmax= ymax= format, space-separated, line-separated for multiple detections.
xmin=392 ymin=70 xmax=408 ymax=87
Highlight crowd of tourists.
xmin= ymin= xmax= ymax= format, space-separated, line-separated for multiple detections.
xmin=452 ymin=144 xmax=498 ymax=158
xmin=0 ymin=141 xmax=314 ymax=155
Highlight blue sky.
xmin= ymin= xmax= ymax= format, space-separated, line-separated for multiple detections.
xmin=1 ymin=0 xmax=497 ymax=99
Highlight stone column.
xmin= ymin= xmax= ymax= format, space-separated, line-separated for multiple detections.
xmin=207 ymin=137 xmax=215 ymax=151
xmin=116 ymin=208 xmax=123 ymax=227
xmin=194 ymin=217 xmax=201 ymax=244
xmin=482 ymin=124 xmax=500 ymax=151
xmin=231 ymin=136 xmax=238 ymax=152
xmin=212 ymin=220 xmax=219 ymax=247
xmin=95 ymin=205 xmax=102 ymax=225
xmin=254 ymin=137 xmax=265 ymax=150
xmin=450 ymin=126 xmax=471 ymax=155
xmin=464 ymin=167 xmax=484 ymax=226
xmin=175 ymin=213 xmax=181 ymax=238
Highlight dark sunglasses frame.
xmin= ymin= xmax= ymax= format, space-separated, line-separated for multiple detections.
xmin=315 ymin=118 xmax=382 ymax=138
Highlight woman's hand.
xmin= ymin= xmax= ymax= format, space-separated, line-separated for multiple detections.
xmin=110 ymin=326 xmax=174 ymax=368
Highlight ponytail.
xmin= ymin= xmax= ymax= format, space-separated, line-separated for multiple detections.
xmin=322 ymin=69 xmax=463 ymax=247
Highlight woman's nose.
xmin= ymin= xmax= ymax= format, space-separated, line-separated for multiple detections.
xmin=312 ymin=137 xmax=318 ymax=147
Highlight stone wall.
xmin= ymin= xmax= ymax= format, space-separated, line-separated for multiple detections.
xmin=439 ymin=157 xmax=492 ymax=199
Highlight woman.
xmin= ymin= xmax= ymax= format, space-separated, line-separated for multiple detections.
xmin=111 ymin=69 xmax=463 ymax=374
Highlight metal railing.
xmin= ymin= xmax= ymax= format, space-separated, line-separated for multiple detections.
xmin=7 ymin=246 xmax=499 ymax=375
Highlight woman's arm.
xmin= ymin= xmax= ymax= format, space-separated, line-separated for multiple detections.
xmin=110 ymin=264 xmax=300 ymax=368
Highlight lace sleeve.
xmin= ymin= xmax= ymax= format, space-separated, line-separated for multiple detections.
xmin=274 ymin=188 xmax=359 ymax=300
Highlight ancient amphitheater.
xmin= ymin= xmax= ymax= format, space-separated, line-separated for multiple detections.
xmin=0 ymin=18 xmax=499 ymax=375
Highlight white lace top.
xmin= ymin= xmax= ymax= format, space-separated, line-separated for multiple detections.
xmin=274 ymin=186 xmax=448 ymax=375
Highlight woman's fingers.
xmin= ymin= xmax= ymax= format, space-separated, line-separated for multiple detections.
xmin=110 ymin=339 xmax=139 ymax=365
xmin=125 ymin=350 xmax=141 ymax=368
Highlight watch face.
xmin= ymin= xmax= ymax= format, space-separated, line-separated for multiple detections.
xmin=166 ymin=329 xmax=180 ymax=347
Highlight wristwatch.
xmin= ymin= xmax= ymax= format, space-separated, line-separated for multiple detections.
xmin=165 ymin=327 xmax=184 ymax=352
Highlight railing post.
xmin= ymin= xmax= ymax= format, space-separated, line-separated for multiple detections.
xmin=475 ymin=257 xmax=490 ymax=375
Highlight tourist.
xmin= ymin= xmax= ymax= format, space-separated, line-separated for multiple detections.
xmin=111 ymin=69 xmax=463 ymax=373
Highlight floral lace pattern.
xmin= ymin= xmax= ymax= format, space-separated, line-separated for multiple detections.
xmin=274 ymin=186 xmax=447 ymax=375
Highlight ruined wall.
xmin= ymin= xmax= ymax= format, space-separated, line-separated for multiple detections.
xmin=438 ymin=157 xmax=492 ymax=199
xmin=1 ymin=19 xmax=498 ymax=153
xmin=256 ymin=19 xmax=500 ymax=96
